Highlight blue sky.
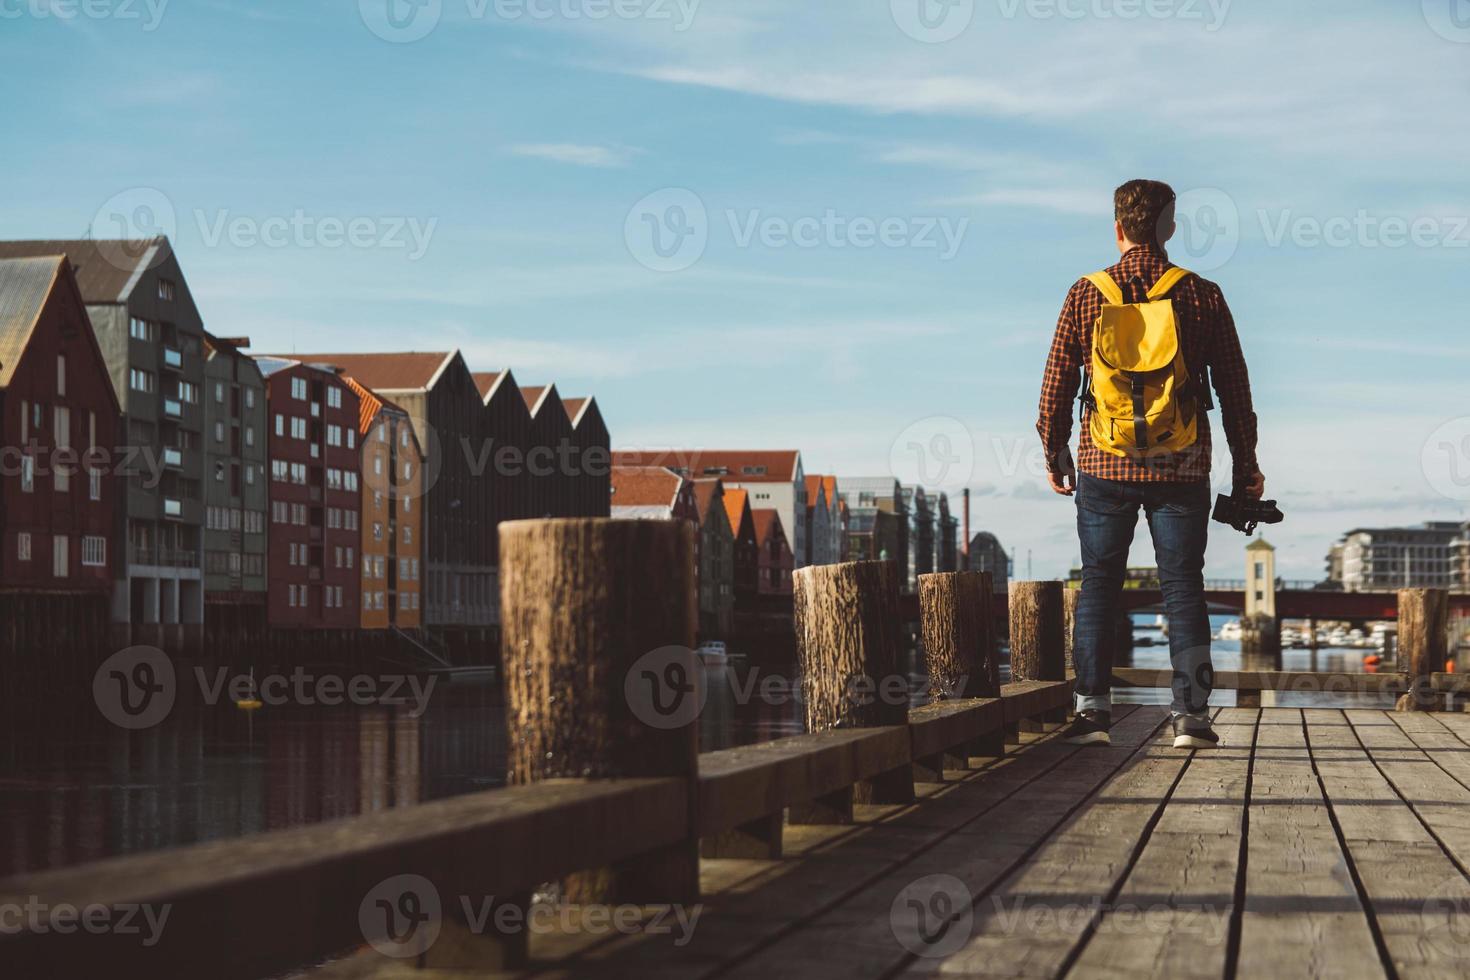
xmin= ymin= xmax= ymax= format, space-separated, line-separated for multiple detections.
xmin=5 ymin=0 xmax=1470 ymax=579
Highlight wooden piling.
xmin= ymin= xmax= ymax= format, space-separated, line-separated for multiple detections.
xmin=1395 ymin=588 xmax=1448 ymax=712
xmin=920 ymin=570 xmax=1003 ymax=761
xmin=1062 ymin=587 xmax=1080 ymax=672
xmin=791 ymin=559 xmax=912 ymax=822
xmin=500 ymin=517 xmax=699 ymax=918
xmin=1009 ymin=581 xmax=1067 ymax=728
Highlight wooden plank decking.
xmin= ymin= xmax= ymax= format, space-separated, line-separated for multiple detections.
xmin=311 ymin=707 xmax=1470 ymax=979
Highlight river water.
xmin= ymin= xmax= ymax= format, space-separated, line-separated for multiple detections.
xmin=0 ymin=615 xmax=1393 ymax=877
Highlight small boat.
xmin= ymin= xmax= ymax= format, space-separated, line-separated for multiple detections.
xmin=1217 ymin=620 xmax=1243 ymax=642
xmin=697 ymin=641 xmax=729 ymax=666
xmin=235 ymin=668 xmax=263 ymax=710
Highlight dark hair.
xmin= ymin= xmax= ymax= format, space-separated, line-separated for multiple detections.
xmin=1114 ymin=179 xmax=1176 ymax=247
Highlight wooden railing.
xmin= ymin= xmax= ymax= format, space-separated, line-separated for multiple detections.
xmin=0 ymin=521 xmax=1070 ymax=979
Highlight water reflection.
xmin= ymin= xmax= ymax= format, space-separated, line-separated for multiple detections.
xmin=0 ymin=619 xmax=1395 ymax=876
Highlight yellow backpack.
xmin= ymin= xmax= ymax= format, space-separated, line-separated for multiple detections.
xmin=1082 ymin=267 xmax=1202 ymax=458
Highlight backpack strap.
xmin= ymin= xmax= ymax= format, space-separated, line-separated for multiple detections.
xmin=1145 ymin=266 xmax=1193 ymax=300
xmin=1084 ymin=271 xmax=1124 ymax=306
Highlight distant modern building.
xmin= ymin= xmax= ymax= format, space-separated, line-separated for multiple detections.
xmin=968 ymin=532 xmax=1010 ymax=593
xmin=753 ymin=508 xmax=794 ymax=596
xmin=346 ymin=377 xmax=425 ymax=631
xmin=201 ymin=334 xmax=268 ymax=640
xmin=902 ymin=485 xmax=935 ymax=591
xmin=0 ymin=238 xmax=208 ymax=646
xmin=838 ymin=477 xmax=905 ymax=572
xmin=936 ymin=492 xmax=959 ymax=573
xmin=0 ymin=255 xmax=120 ymax=597
xmin=691 ymin=478 xmax=735 ymax=640
xmin=257 ymin=358 xmax=362 ymax=629
xmin=1334 ymin=523 xmax=1460 ymax=592
xmin=614 ymin=450 xmax=807 ymax=568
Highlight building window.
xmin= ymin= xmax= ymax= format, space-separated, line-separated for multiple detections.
xmin=17 ymin=533 xmax=31 ymax=561
xmin=129 ymin=317 xmax=156 ymax=341
xmin=215 ymin=421 xmax=225 ymax=443
xmin=53 ymin=407 xmax=70 ymax=492
xmin=90 ymin=468 xmax=102 ymax=501
xmin=245 ymin=388 xmax=255 ymax=409
xmin=215 ymin=462 xmax=225 ymax=482
xmin=327 ymin=387 xmax=342 ymax=410
xmin=373 ymin=522 xmax=383 ymax=541
xmin=215 ymin=382 xmax=225 ymax=403
xmin=347 ymin=429 xmax=355 ymax=450
xmin=130 ymin=368 xmax=155 ymax=393
xmin=245 ymin=427 xmax=254 ymax=448
xmin=275 ymin=414 xmax=284 ymax=437
xmin=57 ymin=355 xmax=66 ymax=396
xmin=346 ymin=547 xmax=354 ymax=569
xmin=291 ymin=377 xmax=307 ymax=400
xmin=403 ymin=526 xmax=412 ymax=545
xmin=400 ymin=428 xmax=408 ymax=448
xmin=20 ymin=455 xmax=34 ymax=493
xmin=245 ymin=465 xmax=255 ymax=486
xmin=82 ymin=536 xmax=106 ymax=567
xmin=158 ymin=278 xmax=176 ymax=302
xmin=177 ymin=380 xmax=198 ymax=403
xmin=52 ymin=535 xmax=68 ymax=577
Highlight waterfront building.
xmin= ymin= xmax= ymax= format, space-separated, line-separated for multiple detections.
xmin=256 ymin=358 xmax=362 ymax=629
xmin=753 ymin=508 xmax=794 ymax=595
xmin=0 ymin=238 xmax=208 ymax=646
xmin=723 ymin=488 xmax=759 ymax=605
xmin=201 ymin=334 xmax=268 ymax=640
xmin=838 ymin=477 xmax=906 ymax=572
xmin=691 ymin=478 xmax=735 ymax=639
xmin=610 ymin=465 xmax=698 ymax=522
xmin=0 ymin=255 xmax=120 ymax=596
xmin=968 ymin=532 xmax=1011 ymax=593
xmin=345 ymin=377 xmax=424 ymax=630
xmin=1333 ymin=523 xmax=1460 ymax=592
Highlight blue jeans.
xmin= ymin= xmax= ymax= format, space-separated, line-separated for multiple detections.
xmin=1073 ymin=473 xmax=1213 ymax=716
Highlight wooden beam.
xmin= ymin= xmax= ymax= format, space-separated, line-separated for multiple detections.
xmin=1111 ymin=667 xmax=1406 ymax=694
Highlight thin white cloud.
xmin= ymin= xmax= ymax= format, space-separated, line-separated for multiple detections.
xmin=507 ymin=143 xmax=642 ymax=168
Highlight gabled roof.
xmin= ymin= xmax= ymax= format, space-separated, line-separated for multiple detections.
xmin=610 ymin=465 xmax=685 ymax=510
xmin=690 ymin=477 xmax=724 ymax=523
xmin=340 ymin=375 xmax=409 ymax=435
xmin=752 ymin=508 xmax=787 ymax=549
xmin=0 ymin=238 xmax=170 ymax=304
xmin=521 ymin=385 xmax=549 ymax=414
xmin=0 ymin=255 xmax=67 ymax=387
xmin=612 ymin=449 xmax=800 ymax=482
xmin=562 ymin=397 xmax=588 ymax=424
xmin=472 ymin=371 xmax=504 ymax=401
xmin=805 ymin=474 xmax=828 ymax=510
xmin=279 ymin=351 xmax=456 ymax=391
xmin=723 ymin=488 xmax=751 ymax=537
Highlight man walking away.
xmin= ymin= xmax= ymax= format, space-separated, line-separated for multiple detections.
xmin=1036 ymin=179 xmax=1264 ymax=749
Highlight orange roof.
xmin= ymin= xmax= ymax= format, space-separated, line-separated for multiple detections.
xmin=341 ymin=375 xmax=408 ymax=434
xmin=722 ymin=488 xmax=749 ymax=534
xmin=562 ymin=397 xmax=588 ymax=423
xmin=823 ymin=475 xmax=838 ymax=501
xmin=805 ymin=474 xmax=827 ymax=509
xmin=611 ymin=449 xmax=799 ymax=482
xmin=521 ymin=385 xmax=547 ymax=412
xmin=752 ymin=508 xmax=786 ymax=548
xmin=472 ymin=371 xmax=504 ymax=400
xmin=610 ymin=466 xmax=685 ymax=509
xmin=690 ymin=478 xmax=723 ymax=522
xmin=278 ymin=351 xmax=454 ymax=391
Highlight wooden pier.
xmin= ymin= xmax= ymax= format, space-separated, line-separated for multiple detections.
xmin=3 ymin=520 xmax=1469 ymax=979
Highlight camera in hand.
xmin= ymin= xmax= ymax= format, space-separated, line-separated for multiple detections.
xmin=1212 ymin=493 xmax=1284 ymax=535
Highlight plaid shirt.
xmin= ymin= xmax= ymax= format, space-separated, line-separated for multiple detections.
xmin=1036 ymin=244 xmax=1259 ymax=488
